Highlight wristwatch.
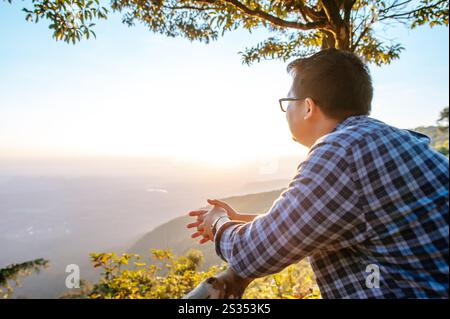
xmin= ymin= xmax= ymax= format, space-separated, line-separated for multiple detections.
xmin=211 ymin=215 xmax=230 ymax=236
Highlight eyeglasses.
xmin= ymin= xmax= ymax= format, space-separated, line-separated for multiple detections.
xmin=278 ymin=97 xmax=306 ymax=112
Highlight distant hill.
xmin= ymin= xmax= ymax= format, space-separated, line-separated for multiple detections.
xmin=412 ymin=126 xmax=449 ymax=150
xmin=130 ymin=188 xmax=286 ymax=269
xmin=236 ymin=179 xmax=291 ymax=195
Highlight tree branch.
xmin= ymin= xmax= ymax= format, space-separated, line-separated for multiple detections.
xmin=378 ymin=0 xmax=447 ymax=21
xmin=352 ymin=15 xmax=376 ymax=50
xmin=162 ymin=4 xmax=219 ymax=11
xmin=296 ymin=1 xmax=326 ymax=21
xmin=378 ymin=0 xmax=413 ymax=15
xmin=194 ymin=0 xmax=329 ymax=30
xmin=343 ymin=0 xmax=357 ymax=24
xmin=321 ymin=0 xmax=344 ymax=27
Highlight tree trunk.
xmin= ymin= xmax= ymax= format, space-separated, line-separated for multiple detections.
xmin=321 ymin=24 xmax=350 ymax=51
xmin=335 ymin=24 xmax=350 ymax=50
xmin=321 ymin=30 xmax=336 ymax=49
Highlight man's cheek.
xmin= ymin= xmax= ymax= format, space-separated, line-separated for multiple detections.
xmin=287 ymin=112 xmax=295 ymax=130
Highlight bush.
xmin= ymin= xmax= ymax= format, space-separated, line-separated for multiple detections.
xmin=75 ymin=249 xmax=320 ymax=299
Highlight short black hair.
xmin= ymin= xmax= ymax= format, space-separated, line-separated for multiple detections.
xmin=286 ymin=48 xmax=373 ymax=120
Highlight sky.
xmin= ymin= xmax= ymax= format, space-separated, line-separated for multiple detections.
xmin=0 ymin=2 xmax=449 ymax=167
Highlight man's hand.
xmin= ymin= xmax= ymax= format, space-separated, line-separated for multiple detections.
xmin=208 ymin=199 xmax=259 ymax=223
xmin=187 ymin=209 xmax=210 ymax=244
xmin=187 ymin=205 xmax=228 ymax=244
xmin=207 ymin=199 xmax=239 ymax=220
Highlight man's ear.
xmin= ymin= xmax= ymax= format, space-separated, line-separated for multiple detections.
xmin=303 ymin=98 xmax=315 ymax=120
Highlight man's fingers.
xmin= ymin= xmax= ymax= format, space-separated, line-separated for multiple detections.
xmin=188 ymin=209 xmax=208 ymax=217
xmin=199 ymin=236 xmax=211 ymax=244
xmin=187 ymin=210 xmax=206 ymax=231
xmin=207 ymin=199 xmax=233 ymax=212
xmin=191 ymin=231 xmax=202 ymax=239
xmin=186 ymin=220 xmax=202 ymax=229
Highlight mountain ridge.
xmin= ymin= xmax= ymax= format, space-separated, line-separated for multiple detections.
xmin=130 ymin=188 xmax=286 ymax=268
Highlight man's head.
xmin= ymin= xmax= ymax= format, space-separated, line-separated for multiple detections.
xmin=284 ymin=48 xmax=373 ymax=148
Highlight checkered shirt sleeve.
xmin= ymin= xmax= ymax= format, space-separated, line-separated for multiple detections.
xmin=214 ymin=140 xmax=365 ymax=279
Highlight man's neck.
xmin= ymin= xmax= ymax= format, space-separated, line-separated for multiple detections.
xmin=306 ymin=119 xmax=340 ymax=149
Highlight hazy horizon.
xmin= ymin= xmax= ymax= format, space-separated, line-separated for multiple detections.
xmin=1 ymin=3 xmax=449 ymax=164
xmin=0 ymin=159 xmax=298 ymax=298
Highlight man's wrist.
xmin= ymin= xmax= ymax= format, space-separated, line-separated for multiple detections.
xmin=211 ymin=215 xmax=231 ymax=236
xmin=214 ymin=219 xmax=245 ymax=262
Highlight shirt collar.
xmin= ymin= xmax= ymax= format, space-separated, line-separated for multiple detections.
xmin=308 ymin=115 xmax=369 ymax=152
xmin=331 ymin=114 xmax=369 ymax=133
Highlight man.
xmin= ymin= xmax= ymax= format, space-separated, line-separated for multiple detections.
xmin=187 ymin=48 xmax=449 ymax=298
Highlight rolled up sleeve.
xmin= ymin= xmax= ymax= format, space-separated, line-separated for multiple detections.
xmin=214 ymin=142 xmax=366 ymax=279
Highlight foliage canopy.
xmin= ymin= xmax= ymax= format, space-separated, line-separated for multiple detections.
xmin=5 ymin=0 xmax=449 ymax=65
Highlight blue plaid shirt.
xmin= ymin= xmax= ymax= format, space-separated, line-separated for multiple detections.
xmin=214 ymin=115 xmax=449 ymax=298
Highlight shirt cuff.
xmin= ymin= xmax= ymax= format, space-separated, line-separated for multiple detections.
xmin=214 ymin=220 xmax=245 ymax=262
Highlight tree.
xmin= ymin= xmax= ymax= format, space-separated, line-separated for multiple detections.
xmin=0 ymin=258 xmax=49 ymax=298
xmin=5 ymin=0 xmax=449 ymax=65
xmin=437 ymin=106 xmax=449 ymax=131
xmin=436 ymin=106 xmax=449 ymax=157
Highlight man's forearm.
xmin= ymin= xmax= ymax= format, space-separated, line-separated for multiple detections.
xmin=234 ymin=213 xmax=259 ymax=222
